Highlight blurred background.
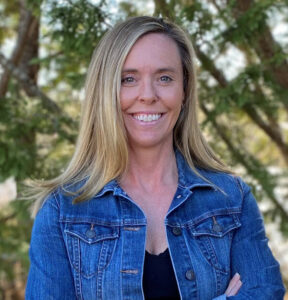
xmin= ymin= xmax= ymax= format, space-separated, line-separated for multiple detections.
xmin=0 ymin=0 xmax=287 ymax=299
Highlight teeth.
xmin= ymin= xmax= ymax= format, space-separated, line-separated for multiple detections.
xmin=133 ymin=114 xmax=161 ymax=122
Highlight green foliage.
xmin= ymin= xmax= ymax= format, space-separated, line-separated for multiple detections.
xmin=119 ymin=1 xmax=139 ymax=17
xmin=0 ymin=96 xmax=37 ymax=182
xmin=0 ymin=1 xmax=19 ymax=42
xmin=31 ymin=0 xmax=110 ymax=91
xmin=47 ymin=0 xmax=107 ymax=57
xmin=0 ymin=199 xmax=33 ymax=282
xmin=224 ymin=0 xmax=271 ymax=42
xmin=0 ymin=89 xmax=77 ymax=183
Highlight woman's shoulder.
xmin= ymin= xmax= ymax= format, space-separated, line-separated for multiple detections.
xmin=36 ymin=179 xmax=121 ymax=223
xmin=176 ymin=150 xmax=248 ymax=194
xmin=192 ymin=168 xmax=253 ymax=209
xmin=199 ymin=168 xmax=248 ymax=192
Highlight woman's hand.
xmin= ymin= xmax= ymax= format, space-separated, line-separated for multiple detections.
xmin=225 ymin=273 xmax=242 ymax=297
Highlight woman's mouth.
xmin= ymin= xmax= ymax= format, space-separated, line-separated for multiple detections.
xmin=131 ymin=113 xmax=163 ymax=122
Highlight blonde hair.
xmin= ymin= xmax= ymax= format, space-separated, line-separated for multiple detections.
xmin=31 ymin=16 xmax=229 ymax=216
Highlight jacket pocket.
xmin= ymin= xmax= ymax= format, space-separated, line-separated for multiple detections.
xmin=188 ymin=214 xmax=241 ymax=274
xmin=64 ymin=222 xmax=119 ymax=279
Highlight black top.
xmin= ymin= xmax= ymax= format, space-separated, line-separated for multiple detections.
xmin=143 ymin=248 xmax=181 ymax=300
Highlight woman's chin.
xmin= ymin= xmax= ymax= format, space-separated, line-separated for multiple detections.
xmin=127 ymin=135 xmax=173 ymax=150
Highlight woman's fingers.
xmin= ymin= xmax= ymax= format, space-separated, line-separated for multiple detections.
xmin=225 ymin=272 xmax=240 ymax=295
xmin=228 ymin=278 xmax=242 ymax=296
xmin=225 ymin=273 xmax=242 ymax=296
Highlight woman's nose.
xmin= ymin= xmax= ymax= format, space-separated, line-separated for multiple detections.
xmin=139 ymin=79 xmax=157 ymax=104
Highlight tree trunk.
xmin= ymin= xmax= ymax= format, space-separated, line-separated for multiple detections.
xmin=0 ymin=1 xmax=39 ymax=98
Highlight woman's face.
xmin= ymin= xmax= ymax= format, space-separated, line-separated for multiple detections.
xmin=120 ymin=33 xmax=184 ymax=150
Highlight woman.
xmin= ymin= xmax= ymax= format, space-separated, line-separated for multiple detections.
xmin=26 ymin=16 xmax=285 ymax=299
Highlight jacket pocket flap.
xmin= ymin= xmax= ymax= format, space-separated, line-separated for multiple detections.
xmin=190 ymin=214 xmax=241 ymax=238
xmin=64 ymin=223 xmax=119 ymax=244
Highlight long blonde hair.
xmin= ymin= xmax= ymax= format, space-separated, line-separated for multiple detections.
xmin=31 ymin=16 xmax=229 ymax=216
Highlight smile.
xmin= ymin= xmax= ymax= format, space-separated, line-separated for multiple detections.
xmin=132 ymin=113 xmax=162 ymax=122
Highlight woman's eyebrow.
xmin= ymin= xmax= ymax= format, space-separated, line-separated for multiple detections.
xmin=122 ymin=68 xmax=138 ymax=73
xmin=122 ymin=67 xmax=178 ymax=73
xmin=157 ymin=67 xmax=177 ymax=73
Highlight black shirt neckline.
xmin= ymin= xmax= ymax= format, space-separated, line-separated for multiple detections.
xmin=143 ymin=248 xmax=181 ymax=300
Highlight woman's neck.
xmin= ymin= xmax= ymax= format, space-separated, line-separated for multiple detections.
xmin=120 ymin=144 xmax=178 ymax=193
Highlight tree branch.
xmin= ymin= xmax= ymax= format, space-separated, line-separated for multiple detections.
xmin=201 ymin=102 xmax=288 ymax=221
xmin=0 ymin=53 xmax=77 ymax=143
xmin=232 ymin=0 xmax=288 ymax=109
xmin=0 ymin=53 xmax=61 ymax=113
xmin=243 ymin=104 xmax=288 ymax=164
xmin=0 ymin=213 xmax=17 ymax=224
xmin=0 ymin=4 xmax=37 ymax=98
xmin=194 ymin=43 xmax=288 ymax=164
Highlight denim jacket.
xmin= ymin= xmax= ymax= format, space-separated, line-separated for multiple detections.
xmin=26 ymin=151 xmax=285 ymax=300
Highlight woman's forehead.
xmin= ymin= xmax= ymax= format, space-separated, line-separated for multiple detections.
xmin=122 ymin=33 xmax=182 ymax=71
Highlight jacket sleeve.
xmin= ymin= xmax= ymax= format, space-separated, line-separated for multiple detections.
xmin=227 ymin=178 xmax=286 ymax=299
xmin=25 ymin=193 xmax=76 ymax=300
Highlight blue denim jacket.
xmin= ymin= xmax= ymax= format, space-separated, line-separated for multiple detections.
xmin=26 ymin=151 xmax=285 ymax=300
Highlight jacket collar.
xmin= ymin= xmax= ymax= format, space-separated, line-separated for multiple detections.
xmin=175 ymin=149 xmax=214 ymax=190
xmin=94 ymin=149 xmax=214 ymax=199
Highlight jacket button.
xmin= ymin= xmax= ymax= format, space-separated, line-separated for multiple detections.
xmin=86 ymin=229 xmax=96 ymax=238
xmin=213 ymin=224 xmax=222 ymax=232
xmin=185 ymin=270 xmax=195 ymax=281
xmin=172 ymin=227 xmax=182 ymax=236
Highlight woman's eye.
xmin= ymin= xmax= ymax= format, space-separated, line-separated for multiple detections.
xmin=121 ymin=76 xmax=135 ymax=84
xmin=160 ymin=76 xmax=172 ymax=82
